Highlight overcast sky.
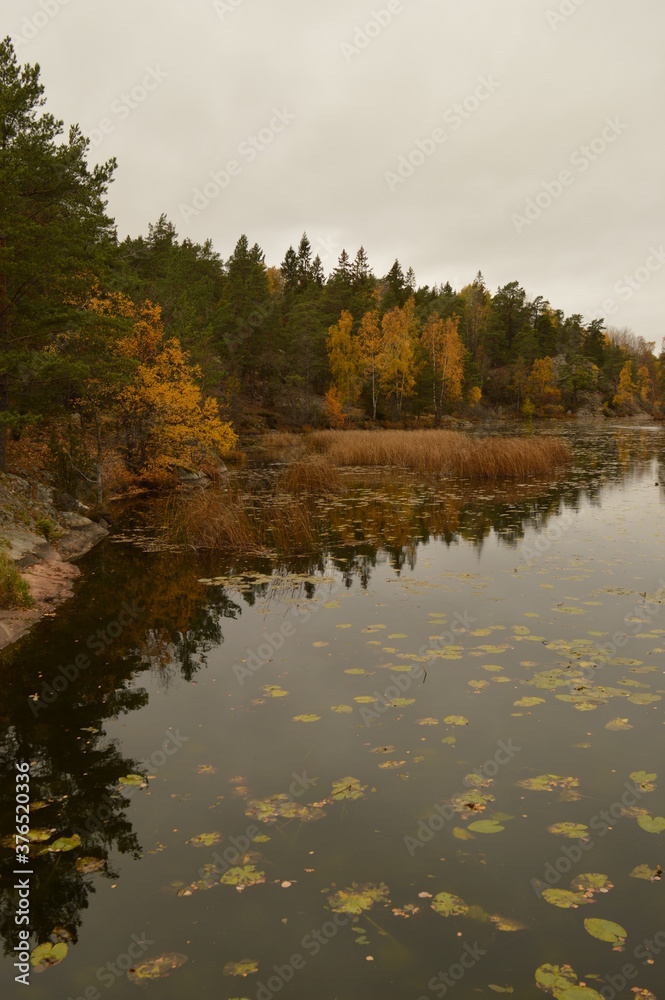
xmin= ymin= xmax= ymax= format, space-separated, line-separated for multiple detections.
xmin=8 ymin=0 xmax=665 ymax=347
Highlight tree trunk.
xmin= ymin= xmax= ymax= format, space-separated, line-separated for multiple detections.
xmin=0 ymin=234 xmax=8 ymax=473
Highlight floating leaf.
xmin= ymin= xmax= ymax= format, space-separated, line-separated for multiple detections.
xmin=331 ymin=777 xmax=367 ymax=801
xmin=390 ymin=698 xmax=415 ymax=707
xmin=328 ymin=882 xmax=390 ymax=915
xmin=246 ymin=793 xmax=326 ymax=824
xmin=548 ymin=822 xmax=589 ymax=840
xmin=330 ymin=704 xmax=353 ymax=713
xmin=514 ymin=697 xmax=546 ymax=708
xmin=629 ymin=864 xmax=661 ymax=881
xmin=638 ymin=815 xmax=665 ymax=834
xmin=188 ymin=832 xmax=221 ymax=848
xmin=444 ymin=715 xmax=469 ymax=726
xmin=570 ymin=873 xmax=613 ymax=894
xmin=488 ymin=988 xmax=514 ymax=994
xmin=489 ymin=914 xmax=527 ymax=932
xmin=119 ymin=774 xmax=144 ymax=786
xmin=31 ymin=942 xmax=68 ymax=971
xmin=542 ymin=889 xmax=589 ymax=909
xmin=431 ymin=891 xmax=468 ymax=917
xmin=219 ymin=865 xmax=265 ymax=888
xmin=49 ymin=835 xmax=81 ymax=854
xmin=606 ymin=718 xmax=632 ymax=731
xmin=292 ymin=714 xmax=321 ymax=723
xmin=468 ymin=819 xmax=504 ymax=834
xmin=535 ymin=963 xmax=577 ymax=992
xmin=630 ymin=771 xmax=657 ymax=792
xmin=128 ymin=952 xmax=188 ymax=983
xmin=453 ymin=827 xmax=475 ymax=841
xmin=584 ymin=917 xmax=627 ymax=946
xmin=518 ymin=775 xmax=579 ymax=793
xmin=222 ymin=959 xmax=258 ymax=978
xmin=75 ymin=857 xmax=105 ymax=874
xmin=263 ymin=685 xmax=288 ymax=698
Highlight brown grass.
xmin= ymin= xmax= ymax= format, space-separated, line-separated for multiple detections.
xmin=164 ymin=485 xmax=320 ymax=555
xmin=278 ymin=456 xmax=343 ymax=495
xmin=308 ymin=429 xmax=570 ymax=479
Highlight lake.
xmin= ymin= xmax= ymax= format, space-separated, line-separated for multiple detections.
xmin=1 ymin=426 xmax=664 ymax=999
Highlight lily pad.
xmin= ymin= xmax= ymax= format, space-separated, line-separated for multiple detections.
xmin=468 ymin=819 xmax=505 ymax=834
xmin=630 ymin=771 xmax=657 ymax=792
xmin=128 ymin=952 xmax=188 ymax=984
xmin=75 ymin=857 xmax=105 ymax=874
xmin=223 ymin=959 xmax=258 ymax=978
xmin=330 ymin=704 xmax=353 ymax=713
xmin=219 ymin=865 xmax=265 ymax=888
xmin=570 ymin=873 xmax=613 ymax=894
xmin=548 ymin=822 xmax=589 ymax=840
xmin=328 ymin=882 xmax=390 ymax=915
xmin=292 ymin=714 xmax=321 ymax=723
xmin=444 ymin=715 xmax=469 ymax=726
xmin=542 ymin=888 xmax=589 ymax=909
xmin=331 ymin=777 xmax=367 ymax=801
xmin=629 ymin=864 xmax=661 ymax=881
xmin=48 ymin=835 xmax=81 ymax=853
xmin=31 ymin=941 xmax=68 ymax=971
xmin=584 ymin=917 xmax=627 ymax=946
xmin=188 ymin=832 xmax=221 ymax=848
xmin=119 ymin=774 xmax=145 ymax=786
xmin=535 ymin=962 xmax=577 ymax=992
xmin=431 ymin=891 xmax=468 ymax=917
xmin=637 ymin=815 xmax=665 ymax=834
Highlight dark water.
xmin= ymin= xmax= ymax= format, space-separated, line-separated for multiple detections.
xmin=1 ymin=427 xmax=664 ymax=999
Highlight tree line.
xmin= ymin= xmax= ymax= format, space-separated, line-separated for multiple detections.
xmin=1 ymin=37 xmax=662 ymax=495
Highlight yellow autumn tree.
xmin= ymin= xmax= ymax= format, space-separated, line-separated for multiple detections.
xmin=357 ymin=309 xmax=383 ymax=419
xmin=59 ymin=288 xmax=237 ymax=493
xmin=379 ymin=299 xmax=418 ymax=418
xmin=421 ymin=313 xmax=464 ymax=420
xmin=527 ymin=356 xmax=562 ymax=415
xmin=327 ymin=310 xmax=363 ymax=407
xmin=118 ymin=337 xmax=237 ymax=473
xmin=324 ymin=386 xmax=346 ymax=428
xmin=613 ymin=361 xmax=636 ymax=412
xmin=637 ymin=364 xmax=652 ymax=403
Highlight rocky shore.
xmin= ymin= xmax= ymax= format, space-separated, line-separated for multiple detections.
xmin=0 ymin=475 xmax=108 ymax=650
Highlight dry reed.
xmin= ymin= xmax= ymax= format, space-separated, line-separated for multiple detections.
xmin=308 ymin=429 xmax=570 ymax=479
xmin=278 ymin=455 xmax=343 ymax=495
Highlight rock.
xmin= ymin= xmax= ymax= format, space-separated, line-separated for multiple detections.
xmin=59 ymin=512 xmax=95 ymax=530
xmin=57 ymin=521 xmax=109 ymax=561
xmin=53 ymin=491 xmax=89 ymax=513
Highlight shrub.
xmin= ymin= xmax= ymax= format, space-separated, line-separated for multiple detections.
xmin=0 ymin=552 xmax=34 ymax=609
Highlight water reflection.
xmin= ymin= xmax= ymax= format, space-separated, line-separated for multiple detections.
xmin=0 ymin=427 xmax=663 ymax=967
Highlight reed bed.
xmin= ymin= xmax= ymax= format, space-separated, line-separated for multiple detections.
xmin=308 ymin=429 xmax=570 ymax=479
xmin=164 ymin=485 xmax=320 ymax=555
xmin=277 ymin=455 xmax=343 ymax=495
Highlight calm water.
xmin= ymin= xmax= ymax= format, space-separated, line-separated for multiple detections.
xmin=1 ymin=427 xmax=664 ymax=999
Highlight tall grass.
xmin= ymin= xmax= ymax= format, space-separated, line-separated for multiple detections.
xmin=0 ymin=552 xmax=34 ymax=609
xmin=278 ymin=455 xmax=343 ymax=495
xmin=164 ymin=485 xmax=321 ymax=555
xmin=309 ymin=430 xmax=570 ymax=478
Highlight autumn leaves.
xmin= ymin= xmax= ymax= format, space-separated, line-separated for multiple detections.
xmin=326 ymin=299 xmax=470 ymax=424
